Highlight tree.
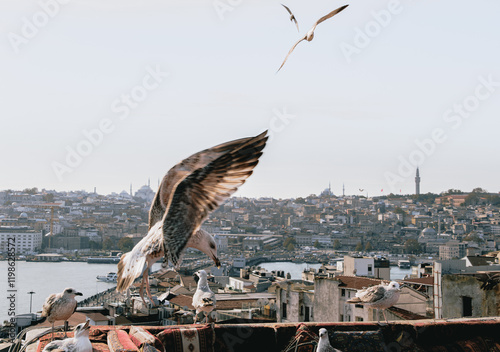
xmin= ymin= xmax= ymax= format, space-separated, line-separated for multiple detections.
xmin=294 ymin=197 xmax=306 ymax=204
xmin=102 ymin=238 xmax=114 ymax=250
xmin=286 ymin=243 xmax=295 ymax=251
xmin=404 ymin=239 xmax=422 ymax=254
xmin=118 ymin=237 xmax=134 ymax=252
xmin=365 ymin=242 xmax=373 ymax=251
xmin=23 ymin=187 xmax=38 ymax=194
xmin=313 ymin=240 xmax=321 ymax=249
xmin=442 ymin=189 xmax=464 ymax=195
xmin=355 ymin=242 xmax=363 ymax=252
xmin=333 ymin=239 xmax=341 ymax=250
xmin=394 ymin=207 xmax=406 ymax=215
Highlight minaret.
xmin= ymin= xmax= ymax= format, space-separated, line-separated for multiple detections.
xmin=329 ymin=181 xmax=331 ymax=195
xmin=415 ymin=168 xmax=421 ymax=195
xmin=343 ymin=183 xmax=345 ymax=197
xmin=130 ymin=184 xmax=133 ymax=196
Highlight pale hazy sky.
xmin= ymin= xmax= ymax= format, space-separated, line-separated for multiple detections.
xmin=1 ymin=0 xmax=499 ymax=198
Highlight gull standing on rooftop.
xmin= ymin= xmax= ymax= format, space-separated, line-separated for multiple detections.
xmin=192 ymin=270 xmax=216 ymax=323
xmin=346 ymin=281 xmax=401 ymax=323
xmin=317 ymin=328 xmax=342 ymax=352
xmin=41 ymin=288 xmax=82 ymax=340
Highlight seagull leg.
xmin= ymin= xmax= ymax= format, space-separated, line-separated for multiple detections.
xmin=376 ymin=309 xmax=380 ymax=323
xmin=64 ymin=320 xmax=68 ymax=338
xmin=144 ymin=274 xmax=156 ymax=307
xmin=383 ymin=309 xmax=388 ymax=324
xmin=139 ymin=275 xmax=148 ymax=307
xmin=50 ymin=322 xmax=55 ymax=341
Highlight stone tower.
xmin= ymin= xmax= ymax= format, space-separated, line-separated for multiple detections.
xmin=415 ymin=168 xmax=421 ymax=195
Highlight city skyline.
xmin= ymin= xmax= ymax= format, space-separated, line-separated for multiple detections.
xmin=1 ymin=0 xmax=499 ymax=198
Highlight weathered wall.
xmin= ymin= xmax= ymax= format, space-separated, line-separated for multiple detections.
xmin=313 ymin=278 xmax=340 ymax=322
xmin=442 ymin=274 xmax=500 ymax=319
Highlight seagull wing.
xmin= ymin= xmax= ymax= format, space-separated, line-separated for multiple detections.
xmin=162 ymin=131 xmax=268 ymax=266
xmin=311 ymin=4 xmax=349 ymax=32
xmin=149 ymin=135 xmax=267 ymax=229
xmin=281 ymin=4 xmax=299 ymax=32
xmin=357 ymin=285 xmax=386 ymax=304
xmin=277 ymin=35 xmax=307 ymax=72
xmin=41 ymin=293 xmax=58 ymax=318
xmin=116 ymin=222 xmax=164 ymax=292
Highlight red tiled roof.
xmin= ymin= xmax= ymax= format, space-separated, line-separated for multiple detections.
xmin=336 ymin=276 xmax=384 ymax=290
xmin=388 ymin=306 xmax=427 ymax=320
xmin=169 ymin=294 xmax=195 ymax=310
xmin=402 ymin=277 xmax=434 ymax=285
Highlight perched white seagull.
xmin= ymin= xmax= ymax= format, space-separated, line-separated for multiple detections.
xmin=347 ymin=281 xmax=401 ymax=323
xmin=192 ymin=270 xmax=216 ymax=323
xmin=42 ymin=320 xmax=92 ymax=352
xmin=277 ymin=4 xmax=349 ymax=72
xmin=117 ymin=224 xmax=220 ymax=306
xmin=282 ymin=4 xmax=299 ymax=32
xmin=317 ymin=328 xmax=342 ymax=352
xmin=41 ymin=288 xmax=82 ymax=340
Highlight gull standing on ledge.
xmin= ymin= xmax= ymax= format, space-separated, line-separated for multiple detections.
xmin=42 ymin=320 xmax=92 ymax=352
xmin=347 ymin=281 xmax=401 ymax=323
xmin=317 ymin=328 xmax=342 ymax=352
xmin=277 ymin=4 xmax=349 ymax=72
xmin=282 ymin=4 xmax=300 ymax=32
xmin=192 ymin=270 xmax=216 ymax=323
xmin=41 ymin=288 xmax=82 ymax=340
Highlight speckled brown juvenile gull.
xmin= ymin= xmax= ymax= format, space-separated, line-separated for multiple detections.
xmin=41 ymin=288 xmax=82 ymax=340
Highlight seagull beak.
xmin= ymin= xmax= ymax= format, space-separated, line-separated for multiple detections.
xmin=214 ymin=256 xmax=221 ymax=269
xmin=75 ymin=292 xmax=83 ymax=296
xmin=83 ymin=320 xmax=90 ymax=330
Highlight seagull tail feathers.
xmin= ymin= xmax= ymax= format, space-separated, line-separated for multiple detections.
xmin=116 ymin=251 xmax=147 ymax=292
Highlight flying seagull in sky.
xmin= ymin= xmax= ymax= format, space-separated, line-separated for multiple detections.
xmin=41 ymin=288 xmax=82 ymax=340
xmin=192 ymin=270 xmax=216 ymax=323
xmin=277 ymin=4 xmax=349 ymax=72
xmin=347 ymin=281 xmax=401 ymax=323
xmin=117 ymin=224 xmax=219 ymax=306
xmin=282 ymin=4 xmax=299 ymax=32
xmin=42 ymin=320 xmax=92 ymax=352
xmin=317 ymin=328 xmax=342 ymax=352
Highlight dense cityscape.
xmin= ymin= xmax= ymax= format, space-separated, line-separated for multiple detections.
xmin=3 ymin=171 xmax=500 ymax=350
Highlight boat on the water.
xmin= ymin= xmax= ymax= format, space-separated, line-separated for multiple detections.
xmin=96 ymin=272 xmax=118 ymax=282
xmin=398 ymin=260 xmax=410 ymax=269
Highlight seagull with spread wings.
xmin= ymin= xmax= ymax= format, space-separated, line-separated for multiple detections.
xmin=117 ymin=131 xmax=267 ymax=304
xmin=277 ymin=4 xmax=349 ymax=72
xmin=282 ymin=4 xmax=299 ymax=32
xmin=158 ymin=130 xmax=268 ymax=268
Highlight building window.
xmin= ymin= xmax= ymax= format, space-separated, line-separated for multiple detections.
xmin=304 ymin=306 xmax=310 ymax=322
xmin=300 ymin=305 xmax=304 ymax=315
xmin=368 ymin=264 xmax=372 ymax=273
xmin=341 ymin=289 xmax=345 ymax=297
xmin=355 ymin=304 xmax=363 ymax=309
xmin=355 ymin=317 xmax=363 ymax=321
xmin=340 ymin=314 xmax=344 ymax=321
xmin=462 ymin=296 xmax=472 ymax=317
xmin=282 ymin=303 xmax=287 ymax=319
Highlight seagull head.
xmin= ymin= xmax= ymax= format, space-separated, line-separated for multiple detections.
xmin=193 ymin=270 xmax=208 ymax=285
xmin=388 ymin=281 xmax=401 ymax=291
xmin=63 ymin=288 xmax=83 ymax=298
xmin=319 ymin=328 xmax=328 ymax=339
xmin=193 ymin=231 xmax=221 ymax=269
xmin=74 ymin=320 xmax=90 ymax=338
